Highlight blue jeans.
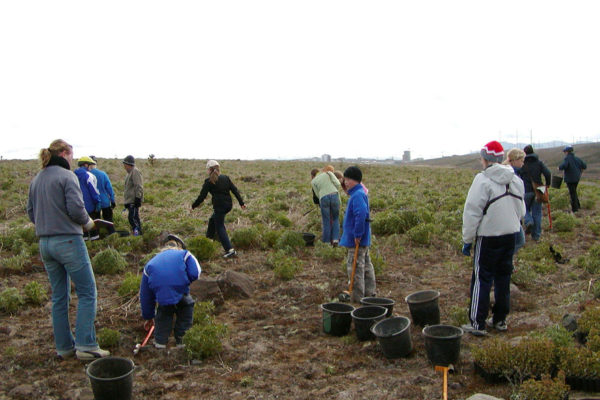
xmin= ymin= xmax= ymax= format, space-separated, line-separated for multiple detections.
xmin=154 ymin=294 xmax=195 ymax=345
xmin=514 ymin=227 xmax=525 ymax=254
xmin=207 ymin=210 xmax=232 ymax=251
xmin=523 ymin=192 xmax=542 ymax=240
xmin=319 ymin=193 xmax=340 ymax=243
xmin=39 ymin=235 xmax=99 ymax=355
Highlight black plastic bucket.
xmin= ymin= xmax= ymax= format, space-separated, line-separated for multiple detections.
xmin=303 ymin=232 xmax=316 ymax=246
xmin=86 ymin=357 xmax=135 ymax=400
xmin=321 ymin=303 xmax=354 ymax=336
xmin=422 ymin=325 xmax=464 ymax=367
xmin=371 ymin=316 xmax=413 ymax=358
xmin=551 ymin=175 xmax=563 ymax=189
xmin=405 ymin=290 xmax=440 ymax=326
xmin=360 ymin=297 xmax=395 ymax=318
xmin=351 ymin=306 xmax=387 ymax=341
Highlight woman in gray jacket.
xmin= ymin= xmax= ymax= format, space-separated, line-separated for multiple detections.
xmin=27 ymin=139 xmax=109 ymax=360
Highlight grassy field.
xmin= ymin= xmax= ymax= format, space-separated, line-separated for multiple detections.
xmin=1 ymin=158 xmax=600 ymax=399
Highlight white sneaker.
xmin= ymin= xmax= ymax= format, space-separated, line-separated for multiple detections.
xmin=223 ymin=249 xmax=237 ymax=258
xmin=90 ymin=235 xmax=100 ymax=241
xmin=154 ymin=340 xmax=167 ymax=349
xmin=461 ymin=323 xmax=487 ymax=336
xmin=76 ymin=348 xmax=110 ymax=360
xmin=486 ymin=318 xmax=508 ymax=332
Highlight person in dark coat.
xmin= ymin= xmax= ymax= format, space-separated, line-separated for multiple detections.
xmin=192 ymin=160 xmax=246 ymax=258
xmin=558 ymin=146 xmax=587 ymax=213
xmin=519 ymin=145 xmax=551 ymax=241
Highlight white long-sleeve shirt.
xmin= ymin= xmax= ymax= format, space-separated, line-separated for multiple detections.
xmin=462 ymin=163 xmax=526 ymax=244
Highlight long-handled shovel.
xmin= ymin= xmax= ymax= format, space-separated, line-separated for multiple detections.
xmin=338 ymin=242 xmax=360 ymax=302
xmin=133 ymin=323 xmax=155 ymax=355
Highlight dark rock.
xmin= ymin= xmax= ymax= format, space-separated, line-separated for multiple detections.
xmin=562 ymin=313 xmax=578 ymax=332
xmin=217 ymin=270 xmax=255 ymax=299
xmin=412 ymin=375 xmax=434 ymax=385
xmin=449 ymin=382 xmax=463 ymax=390
xmin=190 ymin=277 xmax=224 ymax=306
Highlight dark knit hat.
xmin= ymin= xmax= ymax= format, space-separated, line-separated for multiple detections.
xmin=123 ymin=155 xmax=135 ymax=166
xmin=343 ymin=166 xmax=362 ymax=183
xmin=523 ymin=145 xmax=534 ymax=155
xmin=563 ymin=145 xmax=574 ymax=153
xmin=480 ymin=141 xmax=504 ymax=163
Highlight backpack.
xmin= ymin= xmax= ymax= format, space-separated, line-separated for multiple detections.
xmin=482 ymin=184 xmax=523 ymax=215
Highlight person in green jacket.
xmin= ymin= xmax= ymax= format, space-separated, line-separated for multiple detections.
xmin=311 ymin=165 xmax=342 ymax=246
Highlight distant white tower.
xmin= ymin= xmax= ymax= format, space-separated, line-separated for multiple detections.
xmin=321 ymin=154 xmax=331 ymax=162
xmin=402 ymin=151 xmax=411 ymax=162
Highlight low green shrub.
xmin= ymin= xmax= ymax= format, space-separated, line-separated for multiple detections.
xmin=97 ymin=328 xmax=120 ymax=348
xmin=515 ymin=372 xmax=569 ymax=400
xmin=448 ymin=305 xmax=469 ymax=327
xmin=193 ymin=301 xmax=216 ymax=325
xmin=551 ymin=211 xmax=576 ymax=233
xmin=275 ymin=231 xmax=304 ymax=254
xmin=530 ymin=325 xmax=574 ymax=350
xmin=575 ymin=244 xmax=600 ymax=274
xmin=578 ymin=305 xmax=600 ymax=335
xmin=187 ymin=236 xmax=217 ymax=260
xmin=231 ymin=227 xmax=262 ymax=250
xmin=118 ymin=272 xmax=141 ymax=298
xmin=0 ymin=287 xmax=25 ymax=314
xmin=1 ymin=251 xmax=29 ymax=271
xmin=371 ymin=209 xmax=421 ymax=235
xmin=511 ymin=264 xmax=538 ymax=288
xmin=550 ymin=191 xmax=570 ymax=210
xmin=267 ymin=250 xmax=302 ymax=280
xmin=407 ymin=223 xmax=435 ymax=245
xmin=314 ymin=241 xmax=345 ymax=262
xmin=587 ymin=328 xmax=600 ymax=352
xmin=92 ymin=247 xmax=127 ymax=274
xmin=24 ymin=281 xmax=48 ymax=305
xmin=558 ymin=346 xmax=600 ymax=378
xmin=260 ymin=229 xmax=281 ymax=249
xmin=183 ymin=322 xmax=228 ymax=359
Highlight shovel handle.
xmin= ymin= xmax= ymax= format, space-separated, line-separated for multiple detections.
xmin=347 ymin=242 xmax=360 ymax=294
xmin=134 ymin=324 xmax=155 ymax=354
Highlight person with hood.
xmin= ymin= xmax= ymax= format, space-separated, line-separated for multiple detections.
xmin=139 ymin=234 xmax=200 ymax=348
xmin=503 ymin=148 xmax=526 ymax=254
xmin=192 ymin=160 xmax=246 ymax=258
xmin=123 ymin=155 xmax=144 ymax=236
xmin=461 ymin=141 xmax=525 ymax=336
xmin=75 ymin=156 xmax=101 ymax=241
xmin=519 ymin=145 xmax=551 ymax=241
xmin=340 ymin=166 xmax=375 ymax=302
xmin=88 ymin=156 xmax=116 ymax=235
xmin=311 ymin=165 xmax=342 ymax=246
xmin=27 ymin=139 xmax=110 ymax=360
xmin=558 ymin=146 xmax=587 ymax=213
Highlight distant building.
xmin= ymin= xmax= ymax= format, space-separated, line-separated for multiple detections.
xmin=321 ymin=154 xmax=331 ymax=162
xmin=402 ymin=151 xmax=411 ymax=162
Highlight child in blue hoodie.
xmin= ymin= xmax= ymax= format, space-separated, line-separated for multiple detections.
xmin=339 ymin=166 xmax=375 ymax=303
xmin=140 ymin=235 xmax=201 ymax=348
xmin=75 ymin=157 xmax=101 ymax=240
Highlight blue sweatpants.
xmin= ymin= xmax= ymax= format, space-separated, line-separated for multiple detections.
xmin=469 ymin=234 xmax=515 ymax=330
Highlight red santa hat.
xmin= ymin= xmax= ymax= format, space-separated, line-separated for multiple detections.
xmin=481 ymin=141 xmax=504 ymax=163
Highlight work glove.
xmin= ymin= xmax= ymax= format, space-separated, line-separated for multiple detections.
xmin=134 ymin=197 xmax=142 ymax=208
xmin=111 ymin=201 xmax=116 ymax=209
xmin=462 ymin=243 xmax=472 ymax=256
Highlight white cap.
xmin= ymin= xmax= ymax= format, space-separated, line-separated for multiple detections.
xmin=206 ymin=160 xmax=219 ymax=168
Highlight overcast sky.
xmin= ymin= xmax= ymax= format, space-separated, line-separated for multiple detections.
xmin=1 ymin=1 xmax=599 ymax=161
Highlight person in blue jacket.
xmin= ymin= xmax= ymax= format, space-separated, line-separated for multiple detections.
xmin=339 ymin=166 xmax=375 ymax=302
xmin=558 ymin=146 xmax=587 ymax=213
xmin=75 ymin=157 xmax=101 ymax=240
xmin=89 ymin=156 xmax=116 ymax=234
xmin=140 ymin=234 xmax=201 ymax=348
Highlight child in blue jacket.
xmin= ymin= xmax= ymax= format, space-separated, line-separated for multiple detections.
xmin=339 ymin=166 xmax=375 ymax=302
xmin=140 ymin=235 xmax=201 ymax=348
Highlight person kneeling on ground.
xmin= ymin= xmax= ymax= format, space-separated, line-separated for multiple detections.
xmin=340 ymin=166 xmax=375 ymax=302
xmin=461 ymin=141 xmax=525 ymax=336
xmin=140 ymin=234 xmax=201 ymax=348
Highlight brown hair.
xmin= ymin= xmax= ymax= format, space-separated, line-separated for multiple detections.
xmin=208 ymin=165 xmax=220 ymax=184
xmin=323 ymin=165 xmax=334 ymax=173
xmin=310 ymin=168 xmax=319 ymax=179
xmin=39 ymin=139 xmax=72 ymax=169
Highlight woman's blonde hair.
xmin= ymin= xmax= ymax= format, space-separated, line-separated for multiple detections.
xmin=208 ymin=165 xmax=221 ymax=184
xmin=503 ymin=148 xmax=526 ymax=165
xmin=39 ymin=139 xmax=72 ymax=169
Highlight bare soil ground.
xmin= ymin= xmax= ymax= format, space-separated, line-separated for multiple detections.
xmin=1 ymin=159 xmax=599 ymax=399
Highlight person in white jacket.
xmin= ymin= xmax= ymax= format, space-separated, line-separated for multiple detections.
xmin=461 ymin=141 xmax=526 ymax=336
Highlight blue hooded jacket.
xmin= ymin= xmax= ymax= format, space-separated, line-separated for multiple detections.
xmin=140 ymin=249 xmax=201 ymax=320
xmin=558 ymin=153 xmax=587 ymax=183
xmin=74 ymin=167 xmax=100 ymax=213
xmin=89 ymin=168 xmax=115 ymax=208
xmin=340 ymin=184 xmax=371 ymax=247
